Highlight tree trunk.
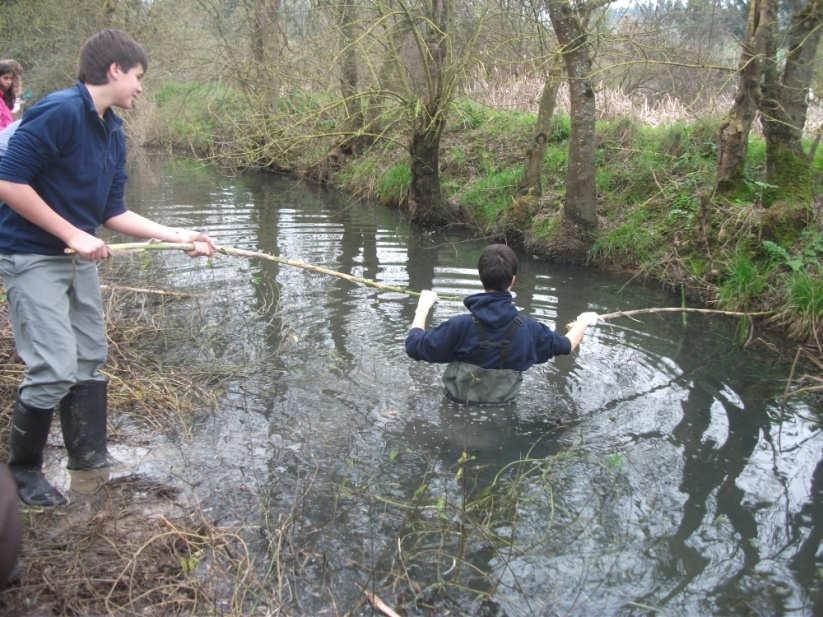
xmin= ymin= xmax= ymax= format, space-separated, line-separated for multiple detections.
xmin=407 ymin=0 xmax=451 ymax=225
xmin=715 ymin=0 xmax=774 ymax=194
xmin=760 ymin=0 xmax=822 ymax=200
xmin=519 ymin=58 xmax=563 ymax=196
xmin=250 ymin=0 xmax=281 ymax=103
xmin=408 ymin=110 xmax=447 ymax=225
xmin=545 ymin=0 xmax=597 ymax=228
xmin=337 ymin=0 xmax=367 ymax=155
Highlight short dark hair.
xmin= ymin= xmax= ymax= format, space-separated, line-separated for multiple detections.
xmin=77 ymin=29 xmax=148 ymax=85
xmin=478 ymin=244 xmax=518 ymax=292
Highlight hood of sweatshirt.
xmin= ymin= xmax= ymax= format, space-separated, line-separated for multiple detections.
xmin=463 ymin=291 xmax=518 ymax=329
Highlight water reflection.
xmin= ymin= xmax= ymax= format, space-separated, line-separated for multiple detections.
xmin=116 ymin=154 xmax=821 ymax=617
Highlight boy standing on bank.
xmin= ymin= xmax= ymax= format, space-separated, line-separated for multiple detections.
xmin=406 ymin=244 xmax=598 ymax=404
xmin=0 ymin=30 xmax=215 ymax=507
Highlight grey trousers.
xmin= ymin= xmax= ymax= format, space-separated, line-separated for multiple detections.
xmin=0 ymin=255 xmax=107 ymax=409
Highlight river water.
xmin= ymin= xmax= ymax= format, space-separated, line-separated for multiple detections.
xmin=98 ymin=153 xmax=820 ymax=616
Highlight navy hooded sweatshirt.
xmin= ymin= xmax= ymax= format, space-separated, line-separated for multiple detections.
xmin=405 ymin=291 xmax=571 ymax=371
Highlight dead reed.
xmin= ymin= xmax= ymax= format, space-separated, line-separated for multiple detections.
xmin=0 ymin=286 xmax=283 ymax=616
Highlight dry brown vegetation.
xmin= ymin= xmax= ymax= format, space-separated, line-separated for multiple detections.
xmin=0 ymin=289 xmax=274 ymax=617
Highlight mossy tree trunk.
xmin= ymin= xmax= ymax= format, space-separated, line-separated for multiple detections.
xmin=715 ymin=0 xmax=774 ymax=194
xmin=519 ymin=57 xmax=563 ymax=197
xmin=760 ymin=0 xmax=822 ymax=203
xmin=405 ymin=0 xmax=452 ymax=226
xmin=409 ymin=109 xmax=448 ymax=225
xmin=545 ymin=0 xmax=599 ymax=229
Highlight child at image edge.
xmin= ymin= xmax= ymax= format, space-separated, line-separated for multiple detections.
xmin=406 ymin=243 xmax=599 ymax=404
xmin=0 ymin=60 xmax=22 ymax=130
xmin=0 ymin=30 xmax=215 ymax=507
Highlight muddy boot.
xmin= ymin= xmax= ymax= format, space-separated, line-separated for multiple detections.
xmin=8 ymin=399 xmax=66 ymax=506
xmin=59 ymin=380 xmax=116 ymax=470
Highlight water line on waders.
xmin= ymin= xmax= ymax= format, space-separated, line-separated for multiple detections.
xmin=66 ymin=241 xmax=776 ymax=322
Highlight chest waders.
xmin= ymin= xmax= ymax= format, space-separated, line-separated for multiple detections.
xmin=442 ymin=313 xmax=525 ymax=405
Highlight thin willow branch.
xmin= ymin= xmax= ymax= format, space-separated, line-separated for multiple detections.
xmin=598 ymin=307 xmax=773 ymax=321
xmin=100 ymin=284 xmax=203 ymax=299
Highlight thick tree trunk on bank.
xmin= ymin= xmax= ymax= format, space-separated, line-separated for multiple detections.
xmin=715 ymin=0 xmax=773 ymax=194
xmin=406 ymin=0 xmax=451 ymax=226
xmin=408 ymin=112 xmax=447 ymax=225
xmin=760 ymin=0 xmax=822 ymax=201
xmin=519 ymin=59 xmax=563 ymax=196
xmin=545 ymin=0 xmax=598 ymax=229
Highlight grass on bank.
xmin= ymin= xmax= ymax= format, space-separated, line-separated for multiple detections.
xmin=147 ymin=83 xmax=823 ymax=345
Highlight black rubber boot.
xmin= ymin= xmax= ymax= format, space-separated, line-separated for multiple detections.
xmin=59 ymin=380 xmax=116 ymax=470
xmin=8 ymin=399 xmax=67 ymax=506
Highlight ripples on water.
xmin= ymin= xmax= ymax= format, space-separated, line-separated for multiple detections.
xmin=106 ymin=154 xmax=821 ymax=616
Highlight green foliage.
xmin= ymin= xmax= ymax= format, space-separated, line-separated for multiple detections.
xmin=786 ymin=270 xmax=823 ymax=326
xmin=542 ymin=144 xmax=568 ymax=178
xmin=590 ymin=206 xmax=661 ymax=264
xmin=376 ymin=163 xmax=411 ymax=206
xmin=718 ymin=248 xmax=771 ymax=310
xmin=604 ymin=453 xmax=625 ymax=472
xmin=485 ymin=109 xmax=535 ymax=136
xmin=152 ymin=82 xmax=246 ymax=151
xmin=338 ymin=155 xmax=382 ymax=198
xmin=459 ymin=164 xmax=523 ymax=227
xmin=452 ymin=100 xmax=491 ymax=130
xmin=666 ymin=192 xmax=699 ymax=226
xmin=595 ymin=118 xmax=678 ymax=204
xmin=548 ymin=115 xmax=571 ymax=142
xmin=531 ymin=212 xmax=562 ymax=242
xmin=688 ymin=116 xmax=723 ymax=159
xmin=659 ymin=123 xmax=691 ymax=158
xmin=762 ymin=240 xmax=803 ymax=272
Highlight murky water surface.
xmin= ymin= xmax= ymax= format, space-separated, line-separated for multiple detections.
xmin=100 ymin=154 xmax=820 ymax=616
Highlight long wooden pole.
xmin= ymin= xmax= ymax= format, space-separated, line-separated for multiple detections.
xmin=72 ymin=241 xmax=431 ymax=298
xmin=75 ymin=241 xmax=775 ymax=321
xmin=598 ymin=307 xmax=773 ymax=321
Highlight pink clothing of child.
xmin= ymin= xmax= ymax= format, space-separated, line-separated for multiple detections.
xmin=0 ymin=99 xmax=13 ymax=130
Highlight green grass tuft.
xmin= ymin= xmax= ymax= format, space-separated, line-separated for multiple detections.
xmin=376 ymin=163 xmax=411 ymax=205
xmin=460 ymin=165 xmax=523 ymax=227
xmin=718 ymin=249 xmax=771 ymax=310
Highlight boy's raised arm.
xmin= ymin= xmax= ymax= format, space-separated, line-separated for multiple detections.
xmin=565 ymin=311 xmax=599 ymax=351
xmin=410 ymin=289 xmax=438 ymax=330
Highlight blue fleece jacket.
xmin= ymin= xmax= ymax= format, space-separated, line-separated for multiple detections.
xmin=405 ymin=291 xmax=571 ymax=371
xmin=0 ymin=82 xmax=127 ymax=254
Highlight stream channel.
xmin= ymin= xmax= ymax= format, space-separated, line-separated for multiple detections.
xmin=76 ymin=153 xmax=821 ymax=616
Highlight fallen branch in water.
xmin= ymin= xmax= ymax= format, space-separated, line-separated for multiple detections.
xmin=597 ymin=307 xmax=773 ymax=321
xmin=565 ymin=306 xmax=773 ymax=330
xmin=360 ymin=586 xmax=403 ymax=617
xmin=100 ymin=284 xmax=203 ymax=298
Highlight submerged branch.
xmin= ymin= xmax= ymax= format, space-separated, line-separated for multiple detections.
xmin=597 ymin=307 xmax=773 ymax=321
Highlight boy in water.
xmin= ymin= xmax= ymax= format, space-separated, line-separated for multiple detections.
xmin=0 ymin=30 xmax=215 ymax=506
xmin=405 ymin=243 xmax=598 ymax=404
